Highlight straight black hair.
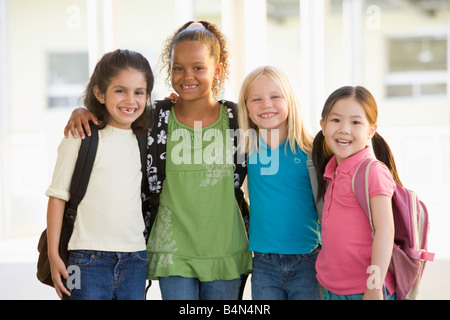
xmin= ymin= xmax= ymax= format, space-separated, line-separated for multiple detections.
xmin=312 ymin=86 xmax=402 ymax=201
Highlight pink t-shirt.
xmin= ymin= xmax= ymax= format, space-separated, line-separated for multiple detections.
xmin=316 ymin=147 xmax=397 ymax=295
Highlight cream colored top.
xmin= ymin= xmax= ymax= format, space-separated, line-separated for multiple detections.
xmin=46 ymin=125 xmax=146 ymax=252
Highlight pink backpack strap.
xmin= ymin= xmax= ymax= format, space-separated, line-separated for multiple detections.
xmin=352 ymin=157 xmax=378 ymax=236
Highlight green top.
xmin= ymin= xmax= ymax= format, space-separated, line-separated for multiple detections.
xmin=147 ymin=105 xmax=252 ymax=281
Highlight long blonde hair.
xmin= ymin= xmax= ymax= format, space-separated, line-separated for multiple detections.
xmin=238 ymin=65 xmax=312 ymax=155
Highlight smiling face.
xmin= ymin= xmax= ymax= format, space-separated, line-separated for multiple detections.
xmin=320 ymin=96 xmax=377 ymax=164
xmin=170 ymin=40 xmax=221 ymax=103
xmin=246 ymin=75 xmax=289 ymax=140
xmin=93 ymin=68 xmax=148 ymax=130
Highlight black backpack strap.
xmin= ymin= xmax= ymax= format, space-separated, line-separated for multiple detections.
xmin=137 ymin=132 xmax=150 ymax=234
xmin=137 ymin=134 xmax=147 ymax=174
xmin=220 ymin=100 xmax=250 ymax=301
xmin=220 ymin=100 xmax=248 ymax=186
xmin=143 ymin=99 xmax=173 ymax=242
xmin=220 ymin=100 xmax=249 ymax=224
xmin=143 ymin=100 xmax=250 ymax=299
xmin=63 ymin=122 xmax=99 ymax=225
xmin=145 ymin=100 xmax=248 ymax=233
xmin=59 ymin=122 xmax=98 ymax=265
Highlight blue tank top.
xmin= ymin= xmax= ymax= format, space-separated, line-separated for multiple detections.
xmin=248 ymin=139 xmax=321 ymax=254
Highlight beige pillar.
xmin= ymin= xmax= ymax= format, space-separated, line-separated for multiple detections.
xmin=221 ymin=0 xmax=267 ymax=101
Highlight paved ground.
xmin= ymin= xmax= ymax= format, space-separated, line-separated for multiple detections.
xmin=0 ymin=236 xmax=446 ymax=300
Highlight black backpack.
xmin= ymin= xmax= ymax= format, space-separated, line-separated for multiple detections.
xmin=142 ymin=100 xmax=249 ymax=299
xmin=37 ymin=122 xmax=148 ymax=293
xmin=142 ymin=99 xmax=249 ymax=239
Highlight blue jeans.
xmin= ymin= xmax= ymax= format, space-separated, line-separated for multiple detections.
xmin=158 ymin=276 xmax=242 ymax=300
xmin=68 ymin=250 xmax=147 ymax=300
xmin=322 ymin=287 xmax=396 ymax=300
xmin=251 ymin=246 xmax=322 ymax=300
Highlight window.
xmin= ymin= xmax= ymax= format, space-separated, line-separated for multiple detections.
xmin=47 ymin=52 xmax=89 ymax=108
xmin=386 ymin=34 xmax=449 ymax=98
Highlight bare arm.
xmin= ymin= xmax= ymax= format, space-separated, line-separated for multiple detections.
xmin=363 ymin=194 xmax=394 ymax=300
xmin=63 ymin=108 xmax=98 ymax=139
xmin=47 ymin=197 xmax=71 ymax=299
xmin=165 ymin=92 xmax=179 ymax=103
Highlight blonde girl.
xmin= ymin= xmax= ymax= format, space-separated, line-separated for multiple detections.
xmin=313 ymin=86 xmax=399 ymax=300
xmin=238 ymin=66 xmax=322 ymax=300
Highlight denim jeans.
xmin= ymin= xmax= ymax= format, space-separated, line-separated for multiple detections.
xmin=251 ymin=246 xmax=322 ymax=300
xmin=322 ymin=287 xmax=396 ymax=300
xmin=68 ymin=250 xmax=147 ymax=300
xmin=158 ymin=276 xmax=242 ymax=300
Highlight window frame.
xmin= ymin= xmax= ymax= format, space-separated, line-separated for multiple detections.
xmin=385 ymin=30 xmax=450 ymax=100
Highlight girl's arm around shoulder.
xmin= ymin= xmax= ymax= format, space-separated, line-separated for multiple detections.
xmin=63 ymin=108 xmax=98 ymax=139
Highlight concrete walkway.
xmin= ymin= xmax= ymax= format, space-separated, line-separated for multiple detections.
xmin=0 ymin=236 xmax=446 ymax=300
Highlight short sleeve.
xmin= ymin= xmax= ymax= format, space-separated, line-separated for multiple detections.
xmin=45 ymin=133 xmax=82 ymax=201
xmin=368 ymin=161 xmax=396 ymax=199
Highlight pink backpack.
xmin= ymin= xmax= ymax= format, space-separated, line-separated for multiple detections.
xmin=352 ymin=158 xmax=435 ymax=300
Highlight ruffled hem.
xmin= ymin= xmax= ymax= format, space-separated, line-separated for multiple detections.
xmin=147 ymin=250 xmax=253 ymax=282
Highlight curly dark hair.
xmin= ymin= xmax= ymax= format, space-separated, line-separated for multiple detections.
xmin=160 ymin=20 xmax=230 ymax=100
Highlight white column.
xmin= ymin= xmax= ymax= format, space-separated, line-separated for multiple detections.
xmin=447 ymin=29 xmax=450 ymax=99
xmin=0 ymin=0 xmax=10 ymax=236
xmin=0 ymin=0 xmax=8 ymax=133
xmin=222 ymin=0 xmax=245 ymax=100
xmin=342 ymin=0 xmax=363 ymax=85
xmin=87 ymin=0 xmax=115 ymax=74
xmin=222 ymin=0 xmax=267 ymax=100
xmin=174 ymin=0 xmax=194 ymax=26
xmin=243 ymin=0 xmax=267 ymax=73
xmin=300 ymin=0 xmax=327 ymax=133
